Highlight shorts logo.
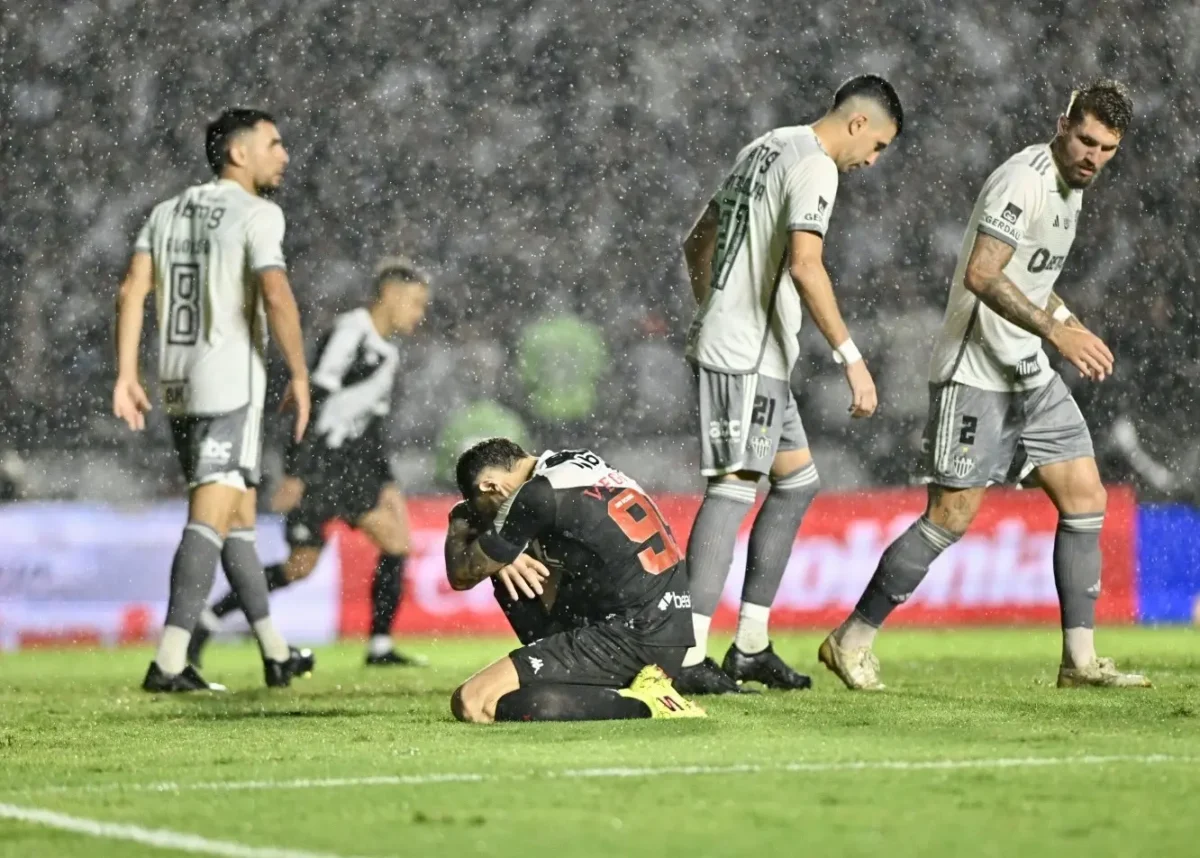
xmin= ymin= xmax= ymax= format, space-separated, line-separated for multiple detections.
xmin=950 ymin=455 xmax=976 ymax=480
xmin=1000 ymin=202 xmax=1023 ymax=224
xmin=658 ymin=592 xmax=692 ymax=611
xmin=748 ymin=435 xmax=772 ymax=461
xmin=709 ymin=419 xmax=742 ymax=442
xmin=528 ymin=656 xmax=544 ymax=675
xmin=198 ymin=438 xmax=233 ymax=465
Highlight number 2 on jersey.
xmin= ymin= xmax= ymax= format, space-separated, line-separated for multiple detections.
xmin=607 ymin=489 xmax=683 ymax=575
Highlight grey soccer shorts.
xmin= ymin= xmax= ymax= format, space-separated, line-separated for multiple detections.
xmin=169 ymin=404 xmax=263 ymax=491
xmin=920 ymin=376 xmax=1094 ymax=489
xmin=696 ymin=365 xmax=808 ymax=477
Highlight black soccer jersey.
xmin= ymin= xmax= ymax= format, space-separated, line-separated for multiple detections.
xmin=476 ymin=450 xmax=693 ymax=645
xmin=288 ymin=308 xmax=399 ymax=480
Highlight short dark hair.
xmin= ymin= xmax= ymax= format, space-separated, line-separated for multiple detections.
xmin=205 ymin=108 xmax=275 ymax=175
xmin=832 ymin=75 xmax=904 ymax=135
xmin=374 ymin=255 xmax=431 ymax=293
xmin=1066 ymin=79 xmax=1133 ymax=135
xmin=456 ymin=438 xmax=528 ymax=500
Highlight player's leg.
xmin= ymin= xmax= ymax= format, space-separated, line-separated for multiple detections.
xmin=357 ymin=482 xmax=424 ymax=666
xmin=1023 ymin=379 xmax=1149 ymax=687
xmin=723 ymin=389 xmax=819 ymax=690
xmin=821 ymin=382 xmax=1006 ymax=689
xmin=676 ymin=367 xmax=761 ymax=694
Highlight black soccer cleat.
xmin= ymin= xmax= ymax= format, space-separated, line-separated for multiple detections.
xmin=722 ymin=643 xmax=812 ymax=691
xmin=365 ymin=649 xmax=428 ymax=667
xmin=264 ymin=646 xmax=316 ymax=688
xmin=142 ymin=662 xmax=226 ymax=693
xmin=186 ymin=625 xmax=212 ymax=669
xmin=672 ymin=657 xmax=758 ymax=695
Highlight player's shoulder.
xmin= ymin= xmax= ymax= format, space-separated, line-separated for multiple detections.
xmin=535 ymin=449 xmax=614 ymax=488
xmin=775 ymin=126 xmax=837 ymax=180
xmin=989 ymin=144 xmax=1053 ymax=188
xmin=332 ymin=306 xmax=372 ymax=331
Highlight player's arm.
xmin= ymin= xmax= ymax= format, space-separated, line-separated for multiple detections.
xmin=1047 ymin=291 xmax=1085 ymax=330
xmin=963 ymin=234 xmax=1112 ymax=379
xmin=445 ymin=481 xmax=553 ymax=598
xmin=682 ymin=202 xmax=719 ymax=304
xmin=112 ymin=251 xmax=154 ymax=431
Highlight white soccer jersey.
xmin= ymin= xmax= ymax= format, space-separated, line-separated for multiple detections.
xmin=134 ymin=179 xmax=287 ymax=415
xmin=687 ymin=125 xmax=839 ymax=381
xmin=930 ymin=144 xmax=1083 ymax=392
xmin=309 ymin=308 xmax=401 ymax=449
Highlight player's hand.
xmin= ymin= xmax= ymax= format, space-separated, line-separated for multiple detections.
xmin=281 ymin=375 xmax=311 ymax=442
xmin=844 ymin=360 xmax=878 ymax=418
xmin=494 ymin=554 xmax=551 ymax=601
xmin=270 ymin=476 xmax=305 ymax=513
xmin=112 ymin=377 xmax=152 ymax=431
xmin=1049 ymin=323 xmax=1114 ymax=381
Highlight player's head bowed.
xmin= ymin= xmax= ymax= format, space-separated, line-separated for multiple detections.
xmin=205 ymin=108 xmax=289 ymax=195
xmin=456 ymin=438 xmax=533 ymax=515
xmin=821 ymin=74 xmax=903 ymax=173
xmin=1054 ymin=79 xmax=1133 ymax=189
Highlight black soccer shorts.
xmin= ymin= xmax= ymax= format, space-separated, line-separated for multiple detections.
xmin=509 ymin=619 xmax=686 ymax=689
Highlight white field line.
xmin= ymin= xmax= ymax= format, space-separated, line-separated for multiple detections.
xmin=12 ymin=753 xmax=1196 ymax=797
xmin=0 ymin=802 xmax=369 ymax=858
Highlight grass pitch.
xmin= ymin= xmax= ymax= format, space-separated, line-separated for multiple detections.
xmin=1 ymin=628 xmax=1197 ymax=858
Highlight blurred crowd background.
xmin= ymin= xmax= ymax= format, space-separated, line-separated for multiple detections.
xmin=2 ymin=0 xmax=1198 ymax=500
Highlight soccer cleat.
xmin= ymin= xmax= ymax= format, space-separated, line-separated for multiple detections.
xmin=142 ymin=662 xmax=227 ymax=693
xmin=1057 ymin=657 xmax=1152 ymax=688
xmin=264 ymin=646 xmax=317 ymax=688
xmin=618 ymin=665 xmax=706 ymax=719
xmin=722 ymin=643 xmax=813 ymax=691
xmin=818 ymin=634 xmax=885 ymax=691
xmin=672 ymin=657 xmax=758 ymax=695
xmin=365 ymin=649 xmax=429 ymax=667
xmin=186 ymin=626 xmax=212 ymax=669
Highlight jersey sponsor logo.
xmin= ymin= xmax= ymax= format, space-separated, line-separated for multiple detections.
xmin=172 ymin=199 xmax=226 ymax=230
xmin=198 ymin=437 xmax=233 ymax=465
xmin=657 ymin=591 xmax=692 ymax=611
xmin=981 ymin=212 xmax=1020 ymax=239
xmin=748 ymin=434 xmax=772 ymax=461
xmin=950 ymin=454 xmax=976 ymax=480
xmin=817 ymin=196 xmax=828 ymax=214
xmin=708 ymin=419 xmax=742 ymax=442
xmin=163 ymin=383 xmax=186 ymax=408
xmin=1027 ymin=248 xmax=1067 ymax=273
xmin=1014 ymin=355 xmax=1041 ymax=379
xmin=1000 ymin=202 xmax=1023 ymax=224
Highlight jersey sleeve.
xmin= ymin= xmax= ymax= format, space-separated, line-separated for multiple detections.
xmin=310 ymin=318 xmax=365 ymax=392
xmin=784 ymin=155 xmax=839 ymax=237
xmin=976 ymin=163 xmax=1046 ymax=247
xmin=133 ymin=215 xmax=153 ymax=254
xmin=477 ymin=476 xmax=556 ymax=565
xmin=246 ymin=204 xmax=287 ymax=272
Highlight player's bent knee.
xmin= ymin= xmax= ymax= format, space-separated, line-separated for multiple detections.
xmin=451 ymin=682 xmax=494 ymax=724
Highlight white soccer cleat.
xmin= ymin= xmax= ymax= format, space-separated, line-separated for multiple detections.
xmin=818 ymin=634 xmax=885 ymax=691
xmin=1057 ymin=656 xmax=1152 ymax=688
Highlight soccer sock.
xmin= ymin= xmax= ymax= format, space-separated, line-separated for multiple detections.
xmin=682 ymin=613 xmax=713 ymax=667
xmin=733 ymin=603 xmax=771 ymax=655
xmin=681 ymin=479 xmax=756 ymax=666
xmin=251 ymin=618 xmax=290 ymax=663
xmin=220 ymin=529 xmax=272 ymax=624
xmin=157 ymin=523 xmax=223 ymax=675
xmin=840 ymin=516 xmax=960 ymax=648
xmin=738 ymin=463 xmax=821 ymax=650
xmin=211 ymin=563 xmax=291 ymax=619
xmin=369 ymin=555 xmax=406 ymax=643
xmin=198 ymin=608 xmax=222 ymax=633
xmin=494 ymin=685 xmax=651 ymax=722
xmin=1054 ymin=511 xmax=1105 ymax=668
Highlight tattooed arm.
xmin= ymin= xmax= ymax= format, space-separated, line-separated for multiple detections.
xmin=1046 ymin=291 xmax=1085 ymax=329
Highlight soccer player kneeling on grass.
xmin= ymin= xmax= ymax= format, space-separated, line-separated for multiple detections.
xmin=444 ymin=439 xmax=705 ymax=722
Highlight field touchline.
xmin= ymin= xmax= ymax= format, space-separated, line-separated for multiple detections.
xmin=0 ymin=802 xmax=370 ymax=858
xmin=12 ymin=754 xmax=1196 ymax=796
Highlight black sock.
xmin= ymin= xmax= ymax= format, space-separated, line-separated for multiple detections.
xmin=494 ymin=685 xmax=651 ymax=722
xmin=370 ymin=554 xmax=406 ymax=637
xmin=211 ymin=563 xmax=291 ymax=619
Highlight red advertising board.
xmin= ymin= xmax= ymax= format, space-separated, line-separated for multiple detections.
xmin=336 ymin=486 xmax=1137 ymax=635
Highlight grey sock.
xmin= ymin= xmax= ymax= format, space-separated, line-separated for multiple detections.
xmin=742 ymin=463 xmax=820 ymax=607
xmin=164 ymin=523 xmax=223 ymax=631
xmin=1054 ymin=512 xmax=1105 ymax=629
xmin=854 ymin=516 xmax=960 ymax=627
xmin=220 ymin=529 xmax=272 ymax=624
xmin=686 ymin=479 xmax=757 ymax=617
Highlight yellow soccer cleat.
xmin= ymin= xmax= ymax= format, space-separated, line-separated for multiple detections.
xmin=1057 ymin=657 xmax=1152 ymax=688
xmin=618 ymin=665 xmax=707 ymax=719
xmin=818 ymin=634 xmax=886 ymax=691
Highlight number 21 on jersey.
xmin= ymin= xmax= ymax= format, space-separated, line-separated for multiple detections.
xmin=607 ymin=489 xmax=683 ymax=575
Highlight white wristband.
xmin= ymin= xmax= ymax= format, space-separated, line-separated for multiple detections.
xmin=833 ymin=339 xmax=862 ymax=366
xmin=1052 ymin=304 xmax=1073 ymax=323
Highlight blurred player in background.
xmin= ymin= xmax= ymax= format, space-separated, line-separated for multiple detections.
xmin=821 ymin=80 xmax=1151 ymax=690
xmin=677 ymin=76 xmax=902 ymax=694
xmin=445 ymin=439 xmax=703 ymax=722
xmin=190 ymin=258 xmax=430 ymax=668
xmin=113 ymin=108 xmax=314 ymax=692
